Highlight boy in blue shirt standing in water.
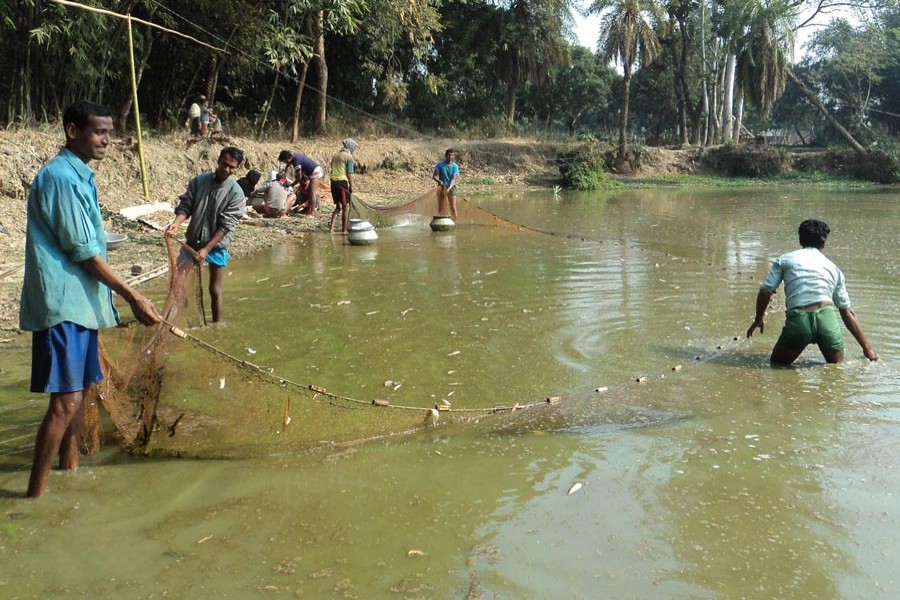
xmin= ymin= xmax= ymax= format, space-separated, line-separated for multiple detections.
xmin=747 ymin=219 xmax=878 ymax=365
xmin=432 ymin=148 xmax=459 ymax=221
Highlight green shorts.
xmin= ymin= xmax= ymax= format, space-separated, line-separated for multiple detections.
xmin=776 ymin=305 xmax=844 ymax=353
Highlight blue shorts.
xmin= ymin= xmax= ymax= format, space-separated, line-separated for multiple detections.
xmin=31 ymin=321 xmax=103 ymax=393
xmin=178 ymin=246 xmax=229 ymax=268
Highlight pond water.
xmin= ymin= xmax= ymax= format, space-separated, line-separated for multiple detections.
xmin=1 ymin=187 xmax=899 ymax=598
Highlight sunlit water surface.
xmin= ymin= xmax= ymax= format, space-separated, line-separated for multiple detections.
xmin=1 ymin=187 xmax=899 ymax=598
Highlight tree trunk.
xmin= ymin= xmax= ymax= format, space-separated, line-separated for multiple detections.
xmin=668 ymin=33 xmax=688 ymax=145
xmin=312 ymin=10 xmax=327 ymax=134
xmin=786 ymin=67 xmax=866 ymax=155
xmin=732 ymin=87 xmax=744 ymax=142
xmin=706 ymin=37 xmax=719 ymax=146
xmin=618 ymin=67 xmax=631 ymax=162
xmin=505 ymin=84 xmax=517 ymax=125
xmin=258 ymin=70 xmax=281 ymax=138
xmin=118 ymin=31 xmax=154 ymax=127
xmin=207 ymin=56 xmax=220 ymax=103
xmin=699 ymin=0 xmax=710 ymax=146
xmin=722 ymin=53 xmax=735 ymax=143
xmin=291 ymin=61 xmax=310 ymax=143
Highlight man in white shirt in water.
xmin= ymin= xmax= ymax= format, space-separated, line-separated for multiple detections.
xmin=747 ymin=219 xmax=878 ymax=365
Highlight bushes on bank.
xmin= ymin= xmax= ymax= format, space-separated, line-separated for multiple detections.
xmin=824 ymin=147 xmax=900 ymax=184
xmin=700 ymin=143 xmax=792 ymax=177
xmin=558 ymin=138 xmax=610 ymax=189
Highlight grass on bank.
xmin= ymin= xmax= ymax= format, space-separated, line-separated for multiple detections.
xmin=607 ymin=172 xmax=882 ymax=189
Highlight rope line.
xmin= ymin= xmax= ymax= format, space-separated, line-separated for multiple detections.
xmin=160 ymin=318 xmax=559 ymax=416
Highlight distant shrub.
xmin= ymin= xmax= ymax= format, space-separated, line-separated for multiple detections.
xmin=824 ymin=137 xmax=900 ymax=184
xmin=700 ymin=143 xmax=792 ymax=177
xmin=558 ymin=139 xmax=610 ymax=189
xmin=603 ymin=145 xmax=649 ymax=173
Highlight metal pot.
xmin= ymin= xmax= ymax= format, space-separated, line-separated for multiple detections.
xmin=348 ymin=219 xmax=378 ymax=246
xmin=430 ymin=215 xmax=455 ymax=232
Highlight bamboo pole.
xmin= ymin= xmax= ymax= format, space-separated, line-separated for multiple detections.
xmin=127 ymin=16 xmax=151 ymax=202
xmin=48 ymin=0 xmax=224 ymax=53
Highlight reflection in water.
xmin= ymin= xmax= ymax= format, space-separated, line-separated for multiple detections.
xmin=0 ymin=188 xmax=898 ymax=597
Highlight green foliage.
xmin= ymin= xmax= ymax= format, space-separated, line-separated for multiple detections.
xmin=700 ymin=143 xmax=792 ymax=177
xmin=559 ymin=137 xmax=611 ymax=189
xmin=822 ymin=138 xmax=900 ymax=184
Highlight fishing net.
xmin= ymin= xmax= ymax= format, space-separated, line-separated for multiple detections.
xmin=77 ymin=191 xmax=686 ymax=459
xmin=79 ymin=212 xmax=560 ymax=459
xmin=350 ymin=188 xmax=534 ymax=231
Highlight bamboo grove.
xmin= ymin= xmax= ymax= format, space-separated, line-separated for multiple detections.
xmin=2 ymin=0 xmax=898 ymax=152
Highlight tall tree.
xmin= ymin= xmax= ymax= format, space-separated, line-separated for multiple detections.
xmin=732 ymin=0 xmax=866 ymax=153
xmin=477 ymin=0 xmax=572 ymax=125
xmin=592 ymin=0 xmax=663 ymax=162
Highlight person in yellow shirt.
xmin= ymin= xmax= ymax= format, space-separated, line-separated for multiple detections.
xmin=329 ymin=138 xmax=358 ymax=234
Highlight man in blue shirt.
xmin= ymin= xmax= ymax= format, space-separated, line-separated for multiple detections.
xmin=432 ymin=148 xmax=460 ymax=220
xmin=747 ymin=219 xmax=878 ymax=365
xmin=20 ymin=100 xmax=160 ymax=498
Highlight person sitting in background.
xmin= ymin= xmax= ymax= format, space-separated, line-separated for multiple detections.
xmin=208 ymin=107 xmax=223 ymax=134
xmin=237 ymin=169 xmax=262 ymax=200
xmin=187 ymin=95 xmax=205 ymax=135
xmin=199 ymin=100 xmax=210 ymax=137
xmin=249 ymin=172 xmax=296 ymax=218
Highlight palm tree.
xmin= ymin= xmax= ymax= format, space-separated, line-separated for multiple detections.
xmin=731 ymin=0 xmax=866 ymax=154
xmin=591 ymin=0 xmax=663 ymax=163
xmin=478 ymin=0 xmax=572 ymax=125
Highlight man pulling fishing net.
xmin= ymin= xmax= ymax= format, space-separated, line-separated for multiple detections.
xmin=165 ymin=146 xmax=246 ymax=323
xmin=20 ymin=100 xmax=161 ymax=498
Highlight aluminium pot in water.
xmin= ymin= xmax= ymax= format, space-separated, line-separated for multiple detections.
xmin=348 ymin=219 xmax=378 ymax=246
xmin=429 ymin=215 xmax=455 ymax=232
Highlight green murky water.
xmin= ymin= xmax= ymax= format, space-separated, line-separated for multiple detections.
xmin=1 ymin=187 xmax=898 ymax=598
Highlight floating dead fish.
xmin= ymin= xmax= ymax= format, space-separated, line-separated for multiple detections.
xmin=246 ymin=348 xmax=257 ymax=355
xmin=384 ymin=380 xmax=394 ymax=387
xmin=392 ymin=383 xmax=402 ymax=391
xmin=441 ymin=398 xmax=452 ymax=406
xmin=595 ymin=386 xmax=609 ymax=393
xmin=366 ymin=310 xmax=380 ymax=316
xmin=407 ymin=549 xmax=426 ymax=557
xmin=255 ymin=277 xmax=269 ymax=283
xmin=337 ymin=300 xmax=352 ymax=305
xmin=401 ymin=308 xmax=414 ymax=316
xmin=448 ymin=350 xmax=460 ymax=356
xmin=672 ymin=365 xmax=683 ymax=372
xmin=567 ymin=482 xmax=583 ymax=495
xmin=218 ymin=378 xmax=226 ymax=389
xmin=635 ymin=376 xmax=648 ymax=383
